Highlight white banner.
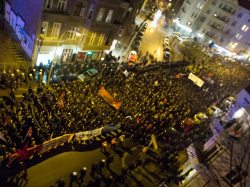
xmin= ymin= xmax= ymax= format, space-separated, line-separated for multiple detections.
xmin=188 ymin=73 xmax=204 ymax=87
xmin=75 ymin=127 xmax=103 ymax=141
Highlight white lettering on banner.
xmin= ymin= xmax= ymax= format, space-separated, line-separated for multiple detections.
xmin=188 ymin=73 xmax=204 ymax=87
xmin=75 ymin=128 xmax=103 ymax=141
xmin=41 ymin=134 xmax=74 ymax=154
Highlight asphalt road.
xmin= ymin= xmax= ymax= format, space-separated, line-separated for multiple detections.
xmin=137 ymin=14 xmax=165 ymax=62
xmin=2 ymin=141 xmax=164 ymax=187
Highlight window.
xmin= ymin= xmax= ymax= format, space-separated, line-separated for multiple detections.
xmin=88 ymin=33 xmax=96 ymax=45
xmin=197 ymin=3 xmax=203 ymax=9
xmin=242 ymin=25 xmax=249 ymax=32
xmin=88 ymin=4 xmax=94 ymax=20
xmin=98 ymin=34 xmax=105 ymax=45
xmin=46 ymin=0 xmax=53 ymax=9
xmin=235 ymin=34 xmax=242 ymax=40
xmin=51 ymin=22 xmax=61 ymax=37
xmin=73 ymin=1 xmax=86 ymax=16
xmin=68 ymin=27 xmax=79 ymax=39
xmin=57 ymin=0 xmax=67 ymax=11
xmin=96 ymin=8 xmax=105 ymax=22
xmin=41 ymin=21 xmax=49 ymax=36
xmin=105 ymin=10 xmax=114 ymax=23
xmin=237 ymin=12 xmax=243 ymax=18
xmin=229 ymin=42 xmax=238 ymax=49
xmin=231 ymin=20 xmax=237 ymax=26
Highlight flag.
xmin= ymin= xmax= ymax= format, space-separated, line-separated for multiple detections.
xmin=98 ymin=86 xmax=122 ymax=110
xmin=151 ymin=134 xmax=158 ymax=151
xmin=58 ymin=91 xmax=65 ymax=108
xmin=24 ymin=127 xmax=32 ymax=142
xmin=0 ymin=132 xmax=7 ymax=143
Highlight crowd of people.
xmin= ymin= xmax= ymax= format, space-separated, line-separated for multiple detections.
xmin=0 ymin=48 xmax=250 ymax=185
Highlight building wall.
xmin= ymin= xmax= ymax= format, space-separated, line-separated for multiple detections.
xmin=36 ymin=0 xmax=142 ymax=65
xmin=4 ymin=0 xmax=43 ymax=59
xmin=225 ymin=6 xmax=250 ymax=53
xmin=176 ymin=0 xmax=250 ymax=54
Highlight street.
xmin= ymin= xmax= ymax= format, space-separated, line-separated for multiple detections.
xmin=2 ymin=140 xmax=164 ymax=187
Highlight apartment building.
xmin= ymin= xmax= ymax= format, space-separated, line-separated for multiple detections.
xmin=176 ymin=0 xmax=250 ymax=54
xmin=4 ymin=0 xmax=142 ymax=66
xmin=226 ymin=0 xmax=250 ymax=54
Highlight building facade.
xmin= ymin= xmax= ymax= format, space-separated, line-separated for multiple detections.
xmin=4 ymin=0 xmax=143 ymax=66
xmin=176 ymin=0 xmax=250 ymax=55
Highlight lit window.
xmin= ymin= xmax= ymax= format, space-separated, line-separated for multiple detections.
xmin=57 ymin=0 xmax=67 ymax=11
xmin=68 ymin=27 xmax=79 ymax=39
xmin=98 ymin=34 xmax=105 ymax=45
xmin=105 ymin=10 xmax=114 ymax=23
xmin=197 ymin=3 xmax=203 ymax=9
xmin=88 ymin=33 xmax=96 ymax=45
xmin=230 ymin=42 xmax=238 ymax=49
xmin=96 ymin=8 xmax=106 ymax=22
xmin=242 ymin=25 xmax=249 ymax=32
xmin=51 ymin=22 xmax=61 ymax=38
xmin=46 ymin=0 xmax=53 ymax=9
xmin=235 ymin=34 xmax=242 ymax=40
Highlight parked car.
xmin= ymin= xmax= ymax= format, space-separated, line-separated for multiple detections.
xmin=78 ymin=68 xmax=98 ymax=81
xmin=220 ymin=96 xmax=236 ymax=111
xmin=50 ymin=74 xmax=78 ymax=85
xmin=86 ymin=68 xmax=98 ymax=77
xmin=207 ymin=105 xmax=223 ymax=117
xmin=194 ymin=112 xmax=208 ymax=125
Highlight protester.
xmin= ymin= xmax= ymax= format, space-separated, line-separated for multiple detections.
xmin=0 ymin=50 xmax=249 ymax=186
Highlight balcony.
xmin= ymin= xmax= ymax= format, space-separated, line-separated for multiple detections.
xmin=209 ymin=24 xmax=222 ymax=31
xmin=215 ymin=15 xmax=229 ymax=24
xmin=205 ymin=32 xmax=217 ymax=40
xmin=220 ymin=7 xmax=235 ymax=15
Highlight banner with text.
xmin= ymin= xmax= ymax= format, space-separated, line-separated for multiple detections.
xmin=75 ymin=127 xmax=103 ymax=141
xmin=40 ymin=134 xmax=74 ymax=154
xmin=188 ymin=73 xmax=204 ymax=87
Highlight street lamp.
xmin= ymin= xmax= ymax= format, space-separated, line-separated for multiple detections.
xmin=47 ymin=30 xmax=81 ymax=85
